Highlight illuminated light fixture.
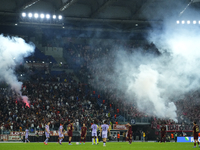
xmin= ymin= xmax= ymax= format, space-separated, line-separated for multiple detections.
xmin=199 ymin=21 xmax=200 ymax=24
xmin=62 ymin=26 xmax=65 ymax=28
xmin=40 ymin=14 xmax=44 ymax=19
xmin=46 ymin=14 xmax=50 ymax=19
xmin=34 ymin=13 xmax=39 ymax=18
xmin=28 ymin=13 xmax=33 ymax=18
xmin=181 ymin=20 xmax=185 ymax=24
xmin=53 ymin=15 xmax=56 ymax=19
xmin=58 ymin=15 xmax=62 ymax=20
xmin=50 ymin=62 xmax=52 ymax=63
xmin=42 ymin=61 xmax=44 ymax=63
xmin=187 ymin=20 xmax=190 ymax=24
xmin=176 ymin=20 xmax=180 ymax=24
xmin=193 ymin=20 xmax=196 ymax=24
xmin=20 ymin=12 xmax=63 ymax=25
xmin=22 ymin=12 xmax=26 ymax=17
xmin=60 ymin=62 xmax=62 ymax=64
xmin=15 ymin=23 xmax=17 ymax=26
xmin=135 ymin=24 xmax=138 ymax=26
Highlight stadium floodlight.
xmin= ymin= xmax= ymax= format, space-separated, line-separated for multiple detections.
xmin=28 ymin=13 xmax=32 ymax=18
xmin=187 ymin=20 xmax=190 ymax=24
xmin=176 ymin=20 xmax=180 ymax=24
xmin=46 ymin=14 xmax=50 ymax=19
xmin=181 ymin=20 xmax=185 ymax=24
xmin=22 ymin=12 xmax=26 ymax=17
xmin=40 ymin=14 xmax=44 ymax=19
xmin=193 ymin=20 xmax=197 ymax=24
xmin=34 ymin=13 xmax=39 ymax=18
xmin=58 ymin=15 xmax=62 ymax=20
xmin=53 ymin=15 xmax=56 ymax=19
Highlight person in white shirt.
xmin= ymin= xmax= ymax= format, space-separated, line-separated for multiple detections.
xmin=25 ymin=126 xmax=30 ymax=143
xmin=100 ymin=120 xmax=110 ymax=147
xmin=58 ymin=122 xmax=64 ymax=145
xmin=90 ymin=120 xmax=98 ymax=145
xmin=44 ymin=122 xmax=50 ymax=145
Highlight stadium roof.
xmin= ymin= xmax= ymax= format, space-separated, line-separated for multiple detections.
xmin=0 ymin=0 xmax=200 ymax=31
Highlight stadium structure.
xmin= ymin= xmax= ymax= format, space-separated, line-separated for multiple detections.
xmin=0 ymin=0 xmax=200 ymax=144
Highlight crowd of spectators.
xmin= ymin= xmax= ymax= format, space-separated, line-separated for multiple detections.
xmin=0 ymin=39 xmax=160 ymax=134
xmin=62 ymin=40 xmax=200 ymax=125
xmin=151 ymin=90 xmax=200 ymax=126
xmin=0 ymin=71 xmax=114 ymax=133
xmin=1 ymin=34 xmax=200 ymax=136
xmin=175 ymin=91 xmax=200 ymax=124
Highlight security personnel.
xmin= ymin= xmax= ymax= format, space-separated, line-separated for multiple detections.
xmin=171 ymin=133 xmax=174 ymax=141
xmin=122 ymin=132 xmax=126 ymax=142
xmin=143 ymin=131 xmax=146 ymax=142
xmin=117 ymin=132 xmax=120 ymax=142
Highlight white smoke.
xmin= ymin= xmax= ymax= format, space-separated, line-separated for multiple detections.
xmin=127 ymin=65 xmax=177 ymax=120
xmin=90 ymin=22 xmax=200 ymax=122
xmin=0 ymin=34 xmax=35 ymax=103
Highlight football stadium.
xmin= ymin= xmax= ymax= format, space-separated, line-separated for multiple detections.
xmin=1 ymin=0 xmax=200 ymax=149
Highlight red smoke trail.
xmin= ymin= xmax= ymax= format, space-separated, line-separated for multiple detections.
xmin=22 ymin=96 xmax=30 ymax=108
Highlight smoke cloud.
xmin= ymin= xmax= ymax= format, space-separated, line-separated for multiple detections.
xmin=0 ymin=34 xmax=35 ymax=104
xmin=89 ymin=12 xmax=200 ymax=122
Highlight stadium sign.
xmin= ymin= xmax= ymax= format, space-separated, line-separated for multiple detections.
xmin=131 ymin=119 xmax=136 ymax=125
xmin=113 ymin=124 xmax=128 ymax=130
xmin=177 ymin=137 xmax=200 ymax=142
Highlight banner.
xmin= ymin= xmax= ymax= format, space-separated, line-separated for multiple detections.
xmin=44 ymin=47 xmax=63 ymax=57
xmin=26 ymin=63 xmax=48 ymax=69
xmin=113 ymin=124 xmax=128 ymax=130
xmin=9 ymin=131 xmax=67 ymax=136
xmin=0 ymin=134 xmax=8 ymax=141
xmin=177 ymin=137 xmax=200 ymax=142
xmin=166 ymin=124 xmax=193 ymax=132
xmin=10 ymin=131 xmax=43 ymax=136
xmin=8 ymin=136 xmax=21 ymax=141
xmin=151 ymin=123 xmax=193 ymax=132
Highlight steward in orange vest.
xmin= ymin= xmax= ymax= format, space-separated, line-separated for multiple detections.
xmin=117 ymin=133 xmax=120 ymax=142
xmin=171 ymin=133 xmax=174 ymax=139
